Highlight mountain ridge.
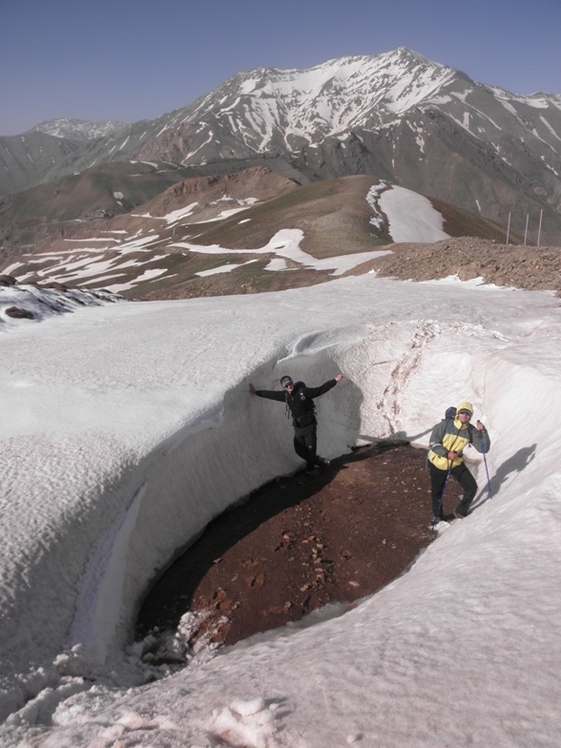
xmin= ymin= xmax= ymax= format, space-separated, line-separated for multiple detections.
xmin=1 ymin=47 xmax=561 ymax=245
xmin=29 ymin=117 xmax=129 ymax=141
xmin=1 ymin=171 xmax=518 ymax=302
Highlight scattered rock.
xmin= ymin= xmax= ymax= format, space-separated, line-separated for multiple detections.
xmin=137 ymin=443 xmax=447 ymax=653
xmin=457 ymin=262 xmax=482 ymax=281
xmin=4 ymin=306 xmax=34 ymax=319
xmin=353 ymin=238 xmax=561 ymax=296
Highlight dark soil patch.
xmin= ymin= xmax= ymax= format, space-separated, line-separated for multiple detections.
xmin=136 ymin=443 xmax=461 ymax=652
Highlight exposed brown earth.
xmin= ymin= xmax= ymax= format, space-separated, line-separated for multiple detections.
xmin=6 ymin=169 xmax=542 ymax=300
xmin=350 ymin=237 xmax=561 ymax=296
xmin=136 ymin=442 xmax=466 ymax=656
xmin=137 ymin=237 xmax=561 ymax=302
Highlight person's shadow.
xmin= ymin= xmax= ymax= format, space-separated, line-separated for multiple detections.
xmin=471 ymin=443 xmax=537 ymax=510
xmin=358 ymin=426 xmax=433 ymax=444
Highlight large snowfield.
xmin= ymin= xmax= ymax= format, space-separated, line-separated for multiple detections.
xmin=1 ymin=268 xmax=561 ymax=747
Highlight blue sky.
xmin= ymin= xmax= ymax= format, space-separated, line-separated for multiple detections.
xmin=1 ymin=0 xmax=560 ymax=136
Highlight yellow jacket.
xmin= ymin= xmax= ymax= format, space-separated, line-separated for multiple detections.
xmin=428 ymin=403 xmax=491 ymax=471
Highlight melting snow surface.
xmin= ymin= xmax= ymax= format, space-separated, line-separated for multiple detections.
xmin=379 ymin=185 xmax=450 ymax=242
xmin=1 ymin=272 xmax=561 ymax=746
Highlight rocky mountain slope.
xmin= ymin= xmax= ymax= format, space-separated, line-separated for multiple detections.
xmin=0 ymin=160 xmax=205 ymax=254
xmin=0 ymin=131 xmax=83 ymax=197
xmin=2 ymin=48 xmax=560 ymax=246
xmin=357 ymin=237 xmax=561 ymax=297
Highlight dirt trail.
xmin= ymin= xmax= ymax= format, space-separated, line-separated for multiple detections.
xmin=136 ymin=443 xmax=465 ymax=656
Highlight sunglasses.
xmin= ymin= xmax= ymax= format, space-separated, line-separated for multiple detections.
xmin=458 ymin=410 xmax=472 ymax=416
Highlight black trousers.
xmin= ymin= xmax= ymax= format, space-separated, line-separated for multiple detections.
xmin=429 ymin=462 xmax=478 ymax=518
xmin=293 ymin=423 xmax=323 ymax=470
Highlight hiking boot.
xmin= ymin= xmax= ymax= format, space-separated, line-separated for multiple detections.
xmin=453 ymin=509 xmax=465 ymax=519
xmin=318 ymin=458 xmax=330 ymax=473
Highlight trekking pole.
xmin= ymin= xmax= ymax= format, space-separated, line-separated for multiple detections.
xmin=476 ymin=420 xmax=492 ymax=500
xmin=432 ymin=465 xmax=451 ymax=527
xmin=481 ymin=440 xmax=492 ymax=500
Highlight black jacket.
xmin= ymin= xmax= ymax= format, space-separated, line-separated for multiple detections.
xmin=255 ymin=379 xmax=337 ymax=428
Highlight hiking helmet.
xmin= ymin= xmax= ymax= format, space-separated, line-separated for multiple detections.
xmin=456 ymin=400 xmax=474 ymax=415
xmin=280 ymin=375 xmax=293 ymax=388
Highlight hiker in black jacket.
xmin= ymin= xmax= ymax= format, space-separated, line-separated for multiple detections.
xmin=249 ymin=373 xmax=344 ymax=472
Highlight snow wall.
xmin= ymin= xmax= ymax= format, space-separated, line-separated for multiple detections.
xmin=65 ymin=317 xmax=520 ymax=661
xmin=2 ymin=276 xmax=561 ymax=724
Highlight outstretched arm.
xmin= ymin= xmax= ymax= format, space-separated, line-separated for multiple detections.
xmin=248 ymin=383 xmax=285 ymax=402
xmin=304 ymin=373 xmax=344 ymax=399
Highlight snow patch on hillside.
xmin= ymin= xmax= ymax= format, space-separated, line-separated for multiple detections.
xmin=367 ymin=182 xmax=450 ymax=242
xmin=380 ymin=185 xmax=450 ymax=242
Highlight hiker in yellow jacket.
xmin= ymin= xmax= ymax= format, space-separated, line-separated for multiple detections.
xmin=428 ymin=401 xmax=490 ymax=521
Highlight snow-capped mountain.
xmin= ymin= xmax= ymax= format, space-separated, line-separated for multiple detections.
xmin=131 ymin=48 xmax=561 ymax=184
xmin=29 ymin=117 xmax=128 ymax=141
xmin=0 ymin=121 xmax=128 ymax=197
xmin=163 ymin=48 xmax=460 ymax=155
xmin=170 ymin=47 xmax=561 ymax=158
xmin=145 ymin=47 xmax=561 ymax=240
xmin=2 ymin=48 xmax=561 ymax=242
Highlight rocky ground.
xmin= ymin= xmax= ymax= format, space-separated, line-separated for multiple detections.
xmin=143 ymin=237 xmax=561 ymax=301
xmin=353 ymin=237 xmax=561 ymax=296
xmin=137 ymin=442 xmax=468 ymax=657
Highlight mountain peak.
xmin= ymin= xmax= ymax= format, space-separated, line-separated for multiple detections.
xmin=178 ymin=47 xmax=458 ymax=150
xmin=28 ymin=117 xmax=128 ymax=141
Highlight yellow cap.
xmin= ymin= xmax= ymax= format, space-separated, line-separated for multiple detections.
xmin=456 ymin=400 xmax=474 ymax=414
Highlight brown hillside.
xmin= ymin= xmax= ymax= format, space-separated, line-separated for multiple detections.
xmin=346 ymin=237 xmax=561 ymax=295
xmin=187 ymin=175 xmax=390 ymax=258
